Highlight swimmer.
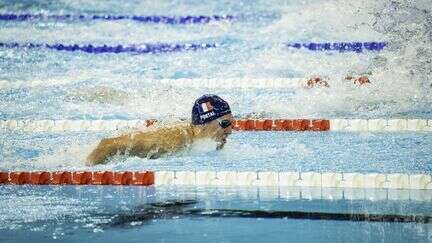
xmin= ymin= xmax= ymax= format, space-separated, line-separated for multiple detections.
xmin=345 ymin=75 xmax=370 ymax=86
xmin=303 ymin=75 xmax=371 ymax=88
xmin=304 ymin=76 xmax=330 ymax=88
xmin=86 ymin=94 xmax=234 ymax=165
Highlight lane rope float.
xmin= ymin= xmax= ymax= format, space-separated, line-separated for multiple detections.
xmin=0 ymin=13 xmax=235 ymax=24
xmin=0 ymin=171 xmax=431 ymax=191
xmin=1 ymin=119 xmax=431 ymax=132
xmin=0 ymin=42 xmax=217 ymax=54
xmin=0 ymin=171 xmax=154 ymax=186
xmin=0 ymin=42 xmax=387 ymax=55
xmin=286 ymin=42 xmax=387 ymax=53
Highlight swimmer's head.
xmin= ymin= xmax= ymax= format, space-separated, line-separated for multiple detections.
xmin=191 ymin=94 xmax=234 ymax=149
xmin=191 ymin=94 xmax=231 ymax=125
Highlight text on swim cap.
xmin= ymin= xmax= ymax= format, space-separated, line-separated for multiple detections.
xmin=200 ymin=111 xmax=215 ymax=120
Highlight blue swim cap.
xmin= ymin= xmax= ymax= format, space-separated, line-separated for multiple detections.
xmin=192 ymin=94 xmax=231 ymax=125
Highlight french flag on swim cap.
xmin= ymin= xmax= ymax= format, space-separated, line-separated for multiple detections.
xmin=200 ymin=101 xmax=214 ymax=113
xmin=192 ymin=94 xmax=231 ymax=125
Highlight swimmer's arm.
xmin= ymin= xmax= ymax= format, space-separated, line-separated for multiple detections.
xmin=86 ymin=136 xmax=129 ymax=165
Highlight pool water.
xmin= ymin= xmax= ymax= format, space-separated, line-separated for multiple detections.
xmin=1 ymin=0 xmax=432 ymax=242
xmin=1 ymin=131 xmax=432 ymax=174
xmin=0 ymin=0 xmax=431 ymax=119
xmin=0 ymin=185 xmax=431 ymax=243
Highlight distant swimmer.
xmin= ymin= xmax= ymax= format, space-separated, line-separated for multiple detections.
xmin=345 ymin=75 xmax=370 ymax=86
xmin=304 ymin=76 xmax=330 ymax=88
xmin=86 ymin=94 xmax=234 ymax=165
xmin=303 ymin=75 xmax=370 ymax=88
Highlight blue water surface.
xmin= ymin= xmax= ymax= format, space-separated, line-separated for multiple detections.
xmin=0 ymin=185 xmax=431 ymax=243
xmin=1 ymin=130 xmax=431 ymax=173
xmin=1 ymin=0 xmax=432 ymax=242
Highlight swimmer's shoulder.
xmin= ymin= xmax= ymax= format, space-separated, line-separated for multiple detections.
xmin=155 ymin=122 xmax=193 ymax=137
xmin=133 ymin=122 xmax=194 ymax=150
xmin=129 ymin=122 xmax=192 ymax=139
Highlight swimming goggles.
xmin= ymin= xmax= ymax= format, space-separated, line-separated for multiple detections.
xmin=218 ymin=119 xmax=232 ymax=129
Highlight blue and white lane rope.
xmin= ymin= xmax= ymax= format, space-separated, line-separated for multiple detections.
xmin=0 ymin=42 xmax=217 ymax=54
xmin=0 ymin=13 xmax=235 ymax=24
xmin=0 ymin=42 xmax=385 ymax=54
xmin=286 ymin=42 xmax=387 ymax=53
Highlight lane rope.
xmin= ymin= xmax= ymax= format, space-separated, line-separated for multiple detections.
xmin=0 ymin=13 xmax=235 ymax=24
xmin=0 ymin=42 xmax=217 ymax=54
xmin=286 ymin=42 xmax=387 ymax=53
xmin=0 ymin=171 xmax=153 ymax=186
xmin=1 ymin=119 xmax=431 ymax=132
xmin=1 ymin=171 xmax=431 ymax=191
xmin=0 ymin=42 xmax=387 ymax=55
xmin=0 ymin=78 xmax=303 ymax=89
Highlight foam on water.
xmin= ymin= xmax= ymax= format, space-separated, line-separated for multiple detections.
xmin=1 ymin=131 xmax=431 ymax=173
xmin=0 ymin=186 xmax=100 ymax=231
xmin=1 ymin=1 xmax=431 ymax=242
xmin=0 ymin=1 xmax=431 ymax=171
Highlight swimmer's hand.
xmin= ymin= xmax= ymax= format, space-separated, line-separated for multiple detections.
xmin=86 ymin=137 xmax=126 ymax=166
xmin=86 ymin=150 xmax=107 ymax=166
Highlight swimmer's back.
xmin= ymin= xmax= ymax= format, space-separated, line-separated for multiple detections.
xmin=86 ymin=123 xmax=194 ymax=165
xmin=129 ymin=123 xmax=194 ymax=154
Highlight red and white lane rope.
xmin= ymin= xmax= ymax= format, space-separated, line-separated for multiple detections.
xmin=0 ymin=171 xmax=154 ymax=186
xmin=1 ymin=119 xmax=431 ymax=132
xmin=1 ymin=171 xmax=431 ymax=190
